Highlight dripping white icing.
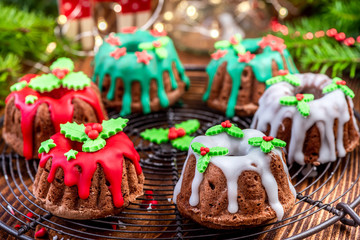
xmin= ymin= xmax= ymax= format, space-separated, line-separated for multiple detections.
xmin=173 ymin=129 xmax=296 ymax=221
xmin=251 ymin=73 xmax=356 ymax=165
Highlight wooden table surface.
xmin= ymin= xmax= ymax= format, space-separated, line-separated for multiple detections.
xmin=0 ymin=52 xmax=360 ymax=240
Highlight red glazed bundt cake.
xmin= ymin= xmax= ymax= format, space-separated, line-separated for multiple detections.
xmin=3 ymin=58 xmax=107 ymax=159
xmin=251 ymin=73 xmax=359 ymax=165
xmin=33 ymin=117 xmax=144 ymax=219
xmin=173 ymin=122 xmax=296 ymax=229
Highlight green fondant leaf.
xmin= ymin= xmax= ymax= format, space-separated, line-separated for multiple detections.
xmin=155 ymin=47 xmax=168 ymax=59
xmin=171 ymin=135 xmax=194 ymax=151
xmin=271 ymin=138 xmax=286 ymax=147
xmin=339 ymin=85 xmax=355 ymax=98
xmin=28 ymin=74 xmax=61 ymax=93
xmin=280 ymin=96 xmax=298 ymax=106
xmin=38 ymin=139 xmax=56 ymax=154
xmin=62 ymin=72 xmax=91 ymax=90
xmin=197 ymin=154 xmax=211 ymax=173
xmin=322 ymin=83 xmax=337 ymax=94
xmin=285 ymin=75 xmax=301 ymax=86
xmin=82 ymin=137 xmax=106 ymax=152
xmin=159 ymin=36 xmax=170 ymax=46
xmin=60 ymin=122 xmax=87 ymax=142
xmin=297 ymin=101 xmax=310 ymax=117
xmin=191 ymin=142 xmax=206 ymax=154
xmin=140 ymin=128 xmax=169 ymax=144
xmin=260 ymin=141 xmax=274 ymax=153
xmin=138 ymin=42 xmax=154 ymax=50
xmin=332 ymin=77 xmax=342 ymax=84
xmin=302 ymin=94 xmax=314 ymax=102
xmin=214 ymin=40 xmax=230 ymax=49
xmin=25 ymin=95 xmax=38 ymax=104
xmin=50 ymin=57 xmax=74 ymax=71
xmin=10 ymin=81 xmax=27 ymax=92
xmin=208 ymin=147 xmax=228 ymax=156
xmin=248 ymin=137 xmax=263 ymax=146
xmin=233 ymin=44 xmax=246 ymax=54
xmin=266 ymin=76 xmax=283 ymax=86
xmin=225 ymin=125 xmax=244 ymax=138
xmin=205 ymin=125 xmax=225 ymax=136
xmin=234 ymin=33 xmax=242 ymax=42
xmin=64 ymin=149 xmax=78 ymax=161
xmin=100 ymin=118 xmax=128 ymax=138
xmin=175 ymin=119 xmax=200 ymax=135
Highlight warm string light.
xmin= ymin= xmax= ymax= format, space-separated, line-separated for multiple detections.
xmin=97 ymin=17 xmax=108 ymax=31
xmin=57 ymin=15 xmax=67 ymax=25
xmin=46 ymin=42 xmax=57 ymax=54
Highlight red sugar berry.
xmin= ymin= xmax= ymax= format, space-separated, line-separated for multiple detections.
xmin=201 ymin=151 xmax=207 ymax=156
xmin=52 ymin=68 xmax=69 ymax=79
xmin=200 ymin=147 xmax=205 ymax=151
xmin=35 ymin=227 xmax=47 ymax=238
xmin=335 ymin=32 xmax=346 ymax=41
xmin=168 ymin=130 xmax=177 ymax=140
xmin=176 ymin=128 xmax=186 ymax=137
xmin=221 ymin=122 xmax=227 ymax=128
xmin=296 ymin=94 xmax=304 ymax=101
xmin=88 ymin=130 xmax=99 ymax=140
xmin=336 ymin=80 xmax=346 ymax=85
xmin=85 ymin=126 xmax=92 ymax=135
xmin=263 ymin=136 xmax=274 ymax=142
xmin=230 ymin=36 xmax=239 ymax=45
xmin=326 ymin=28 xmax=337 ymax=37
xmin=153 ymin=41 xmax=162 ymax=48
xmin=278 ymin=70 xmax=289 ymax=76
xmin=205 ymin=147 xmax=210 ymax=153
xmin=92 ymin=123 xmax=103 ymax=133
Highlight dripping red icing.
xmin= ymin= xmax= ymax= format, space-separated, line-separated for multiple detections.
xmin=39 ymin=130 xmax=142 ymax=208
xmin=6 ymin=82 xmax=106 ymax=160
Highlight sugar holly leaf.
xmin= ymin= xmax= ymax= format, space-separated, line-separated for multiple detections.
xmin=60 ymin=122 xmax=87 ymax=142
xmin=82 ymin=137 xmax=106 ymax=152
xmin=155 ymin=47 xmax=168 ymax=59
xmin=271 ymin=138 xmax=286 ymax=147
xmin=332 ymin=77 xmax=342 ymax=84
xmin=191 ymin=142 xmax=206 ymax=154
xmin=322 ymin=83 xmax=337 ymax=94
xmin=175 ymin=119 xmax=200 ymax=135
xmin=233 ymin=33 xmax=242 ymax=42
xmin=197 ymin=154 xmax=211 ymax=173
xmin=50 ymin=57 xmax=74 ymax=72
xmin=297 ymin=101 xmax=310 ymax=117
xmin=159 ymin=36 xmax=170 ymax=46
xmin=260 ymin=141 xmax=274 ymax=153
xmin=205 ymin=125 xmax=225 ymax=136
xmin=233 ymin=44 xmax=246 ymax=54
xmin=62 ymin=72 xmax=91 ymax=90
xmin=25 ymin=95 xmax=38 ymax=104
xmin=171 ymin=135 xmax=194 ymax=151
xmin=339 ymin=85 xmax=355 ymax=98
xmin=208 ymin=147 xmax=228 ymax=156
xmin=266 ymin=76 xmax=283 ymax=86
xmin=248 ymin=137 xmax=263 ymax=146
xmin=214 ymin=40 xmax=230 ymax=49
xmin=280 ymin=96 xmax=298 ymax=106
xmin=140 ymin=128 xmax=169 ymax=144
xmin=38 ymin=139 xmax=56 ymax=154
xmin=285 ymin=74 xmax=301 ymax=86
xmin=302 ymin=94 xmax=314 ymax=102
xmin=10 ymin=81 xmax=27 ymax=92
xmin=64 ymin=149 xmax=78 ymax=161
xmin=225 ymin=125 xmax=244 ymax=138
xmin=100 ymin=118 xmax=128 ymax=138
xmin=28 ymin=74 xmax=61 ymax=92
xmin=138 ymin=42 xmax=154 ymax=50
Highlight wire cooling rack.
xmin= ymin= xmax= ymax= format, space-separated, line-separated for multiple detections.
xmin=0 ymin=107 xmax=360 ymax=240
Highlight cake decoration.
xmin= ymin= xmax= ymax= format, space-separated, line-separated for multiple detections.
xmin=322 ymin=77 xmax=355 ymax=98
xmin=258 ymin=34 xmax=287 ymax=53
xmin=10 ymin=81 xmax=27 ymax=92
xmin=266 ymin=70 xmax=301 ymax=86
xmin=38 ymin=139 xmax=56 ymax=154
xmin=205 ymin=120 xmax=244 ymax=138
xmin=106 ymin=33 xmax=121 ymax=46
xmin=25 ymin=95 xmax=37 ymax=104
xmin=64 ymin=149 xmax=78 ymax=161
xmin=110 ymin=47 xmax=127 ymax=59
xmin=121 ymin=26 xmax=138 ymax=34
xmin=204 ymin=34 xmax=298 ymax=117
xmin=191 ymin=142 xmax=228 ymax=173
xmin=140 ymin=119 xmax=200 ymax=151
xmin=214 ymin=34 xmax=245 ymax=54
xmin=248 ymin=136 xmax=286 ymax=153
xmin=280 ymin=93 xmax=314 ymax=117
xmin=135 ymin=50 xmax=153 ymax=64
xmin=139 ymin=36 xmax=170 ymax=59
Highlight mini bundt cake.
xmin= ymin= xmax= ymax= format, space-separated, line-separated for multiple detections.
xmin=251 ymin=73 xmax=359 ymax=165
xmin=93 ymin=27 xmax=190 ymax=116
xmin=33 ymin=117 xmax=144 ymax=219
xmin=3 ymin=58 xmax=107 ymax=160
xmin=203 ymin=34 xmax=298 ymax=117
xmin=173 ymin=121 xmax=296 ymax=229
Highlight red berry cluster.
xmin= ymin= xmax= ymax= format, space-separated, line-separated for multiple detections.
xmin=85 ymin=123 xmax=103 ymax=140
xmin=152 ymin=40 xmax=162 ymax=48
xmin=200 ymin=147 xmax=210 ymax=156
xmin=141 ymin=190 xmax=158 ymax=209
xmin=52 ymin=68 xmax=69 ymax=79
xmin=168 ymin=127 xmax=186 ymax=140
xmin=278 ymin=69 xmax=289 ymax=76
xmin=296 ymin=93 xmax=304 ymax=101
xmin=221 ymin=120 xmax=232 ymax=128
xmin=327 ymin=28 xmax=356 ymax=46
xmin=230 ymin=35 xmax=239 ymax=45
xmin=336 ymin=80 xmax=346 ymax=85
xmin=263 ymin=136 xmax=274 ymax=142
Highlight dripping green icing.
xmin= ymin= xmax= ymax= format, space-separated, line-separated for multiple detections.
xmin=93 ymin=30 xmax=190 ymax=116
xmin=204 ymin=38 xmax=298 ymax=117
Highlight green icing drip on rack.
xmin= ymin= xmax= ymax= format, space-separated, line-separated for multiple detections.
xmin=93 ymin=30 xmax=190 ymax=116
xmin=203 ymin=37 xmax=298 ymax=118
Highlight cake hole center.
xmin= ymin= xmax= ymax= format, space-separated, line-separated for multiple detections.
xmin=296 ymin=86 xmax=323 ymax=99
xmin=125 ymin=41 xmax=141 ymax=52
